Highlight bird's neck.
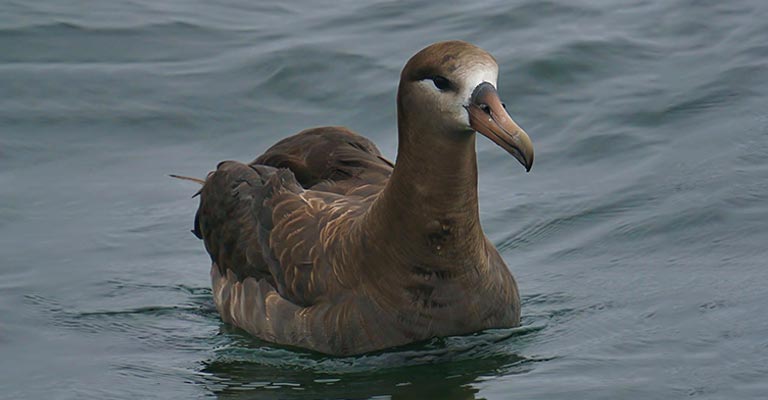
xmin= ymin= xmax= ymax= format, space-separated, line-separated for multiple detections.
xmin=363 ymin=117 xmax=487 ymax=274
xmin=388 ymin=124 xmax=482 ymax=227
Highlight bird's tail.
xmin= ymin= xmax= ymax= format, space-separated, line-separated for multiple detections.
xmin=169 ymin=174 xmax=205 ymax=185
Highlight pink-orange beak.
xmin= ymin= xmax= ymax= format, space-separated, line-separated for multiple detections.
xmin=466 ymin=82 xmax=534 ymax=172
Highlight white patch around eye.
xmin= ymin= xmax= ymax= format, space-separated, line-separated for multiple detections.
xmin=418 ymin=78 xmax=443 ymax=93
xmin=414 ymin=64 xmax=499 ymax=130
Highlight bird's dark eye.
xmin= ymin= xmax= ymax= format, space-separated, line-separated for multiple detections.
xmin=430 ymin=76 xmax=451 ymax=91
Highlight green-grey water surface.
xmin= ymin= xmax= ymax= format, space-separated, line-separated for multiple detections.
xmin=2 ymin=1 xmax=768 ymax=399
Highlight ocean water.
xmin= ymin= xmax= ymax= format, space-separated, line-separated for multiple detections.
xmin=2 ymin=1 xmax=768 ymax=399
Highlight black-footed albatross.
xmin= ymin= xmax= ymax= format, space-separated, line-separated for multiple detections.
xmin=179 ymin=40 xmax=534 ymax=356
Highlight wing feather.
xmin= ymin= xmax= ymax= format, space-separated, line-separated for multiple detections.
xmin=195 ymin=126 xmax=390 ymax=310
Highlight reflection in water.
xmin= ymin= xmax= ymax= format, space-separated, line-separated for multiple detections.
xmin=199 ymin=325 xmax=543 ymax=399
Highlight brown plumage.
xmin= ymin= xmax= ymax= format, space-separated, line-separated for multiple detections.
xmin=186 ymin=41 xmax=535 ymax=356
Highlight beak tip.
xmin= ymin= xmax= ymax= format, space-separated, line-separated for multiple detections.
xmin=517 ymin=153 xmax=533 ymax=172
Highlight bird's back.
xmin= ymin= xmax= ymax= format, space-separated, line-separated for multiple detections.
xmin=194 ymin=126 xmax=393 ymax=307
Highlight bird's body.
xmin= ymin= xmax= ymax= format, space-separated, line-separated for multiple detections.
xmin=187 ymin=41 xmax=534 ymax=356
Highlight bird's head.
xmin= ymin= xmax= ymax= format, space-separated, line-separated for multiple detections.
xmin=398 ymin=40 xmax=534 ymax=171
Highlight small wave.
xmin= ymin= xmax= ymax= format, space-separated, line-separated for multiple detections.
xmin=497 ymin=190 xmax=651 ymax=253
xmin=76 ymin=304 xmax=211 ymax=318
xmin=104 ymin=279 xmax=212 ymax=296
xmin=518 ymin=36 xmax=661 ymax=88
xmin=0 ymin=20 xmax=227 ymax=36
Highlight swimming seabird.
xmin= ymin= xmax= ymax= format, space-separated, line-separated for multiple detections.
xmin=183 ymin=40 xmax=534 ymax=356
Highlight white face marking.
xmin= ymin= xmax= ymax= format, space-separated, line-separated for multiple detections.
xmin=412 ymin=63 xmax=499 ymax=132
xmin=420 ymin=64 xmax=499 ymax=129
xmin=457 ymin=66 xmax=498 ymax=126
xmin=460 ymin=67 xmax=498 ymax=101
